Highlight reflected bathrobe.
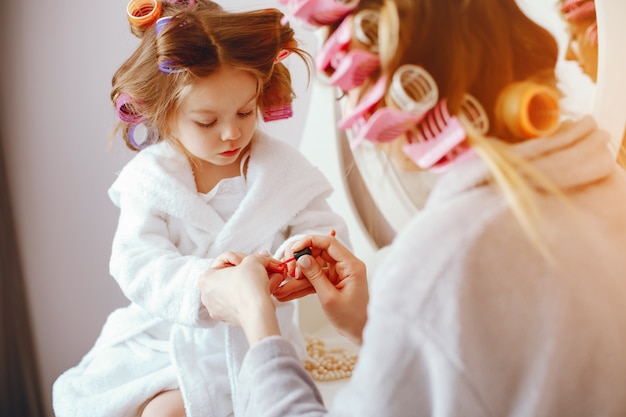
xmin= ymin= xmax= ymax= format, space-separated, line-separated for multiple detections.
xmin=52 ymin=131 xmax=349 ymax=417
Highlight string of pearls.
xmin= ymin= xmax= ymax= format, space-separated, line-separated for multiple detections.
xmin=303 ymin=337 xmax=358 ymax=382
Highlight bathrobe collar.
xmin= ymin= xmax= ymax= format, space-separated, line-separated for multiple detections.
xmin=109 ymin=131 xmax=332 ymax=253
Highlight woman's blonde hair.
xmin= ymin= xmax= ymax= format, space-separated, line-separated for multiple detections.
xmin=111 ymin=1 xmax=310 ymax=150
xmin=375 ymin=0 xmax=564 ymax=257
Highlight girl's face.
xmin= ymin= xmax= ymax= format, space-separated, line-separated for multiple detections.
xmin=173 ymin=66 xmax=258 ymax=167
xmin=564 ymin=20 xmax=598 ymax=82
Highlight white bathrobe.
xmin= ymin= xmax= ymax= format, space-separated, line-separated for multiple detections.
xmin=235 ymin=117 xmax=626 ymax=416
xmin=52 ymin=131 xmax=350 ymax=417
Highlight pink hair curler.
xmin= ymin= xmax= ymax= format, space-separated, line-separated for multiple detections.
xmin=164 ymin=0 xmax=196 ymax=6
xmin=338 ymin=75 xmax=388 ymax=130
xmin=127 ymin=0 xmax=163 ymax=30
xmin=279 ymin=0 xmax=360 ymax=27
xmin=327 ymin=50 xmax=380 ymax=91
xmin=316 ymin=10 xmax=380 ymax=91
xmin=585 ymin=22 xmax=598 ymax=46
xmin=262 ymin=104 xmax=293 ymax=122
xmin=275 ymin=40 xmax=298 ymax=63
xmin=402 ymin=94 xmax=488 ymax=171
xmin=348 ymin=65 xmax=439 ymax=148
xmin=561 ymin=0 xmax=596 ymax=23
xmin=115 ymin=93 xmax=146 ymax=125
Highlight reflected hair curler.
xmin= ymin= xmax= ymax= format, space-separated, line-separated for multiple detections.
xmin=127 ymin=0 xmax=163 ymax=30
xmin=315 ymin=9 xmax=380 ymax=91
xmin=347 ymin=65 xmax=439 ymax=149
xmin=402 ymin=94 xmax=489 ymax=172
xmin=561 ymin=0 xmax=596 ymax=22
xmin=494 ymin=81 xmax=560 ymax=140
xmin=278 ymin=0 xmax=360 ymax=27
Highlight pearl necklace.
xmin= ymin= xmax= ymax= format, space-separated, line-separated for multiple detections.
xmin=303 ymin=337 xmax=358 ymax=382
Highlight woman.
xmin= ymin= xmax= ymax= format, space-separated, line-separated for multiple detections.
xmin=199 ymin=0 xmax=626 ymax=415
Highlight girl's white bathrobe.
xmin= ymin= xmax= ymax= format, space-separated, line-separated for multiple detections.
xmin=52 ymin=132 xmax=349 ymax=417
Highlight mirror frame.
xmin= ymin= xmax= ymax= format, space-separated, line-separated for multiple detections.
xmin=593 ymin=0 xmax=626 ymax=151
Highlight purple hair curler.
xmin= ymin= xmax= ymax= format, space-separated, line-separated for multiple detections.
xmin=128 ymin=123 xmax=159 ymax=149
xmin=155 ymin=16 xmax=172 ymax=35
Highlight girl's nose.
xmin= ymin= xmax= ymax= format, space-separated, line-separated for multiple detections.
xmin=221 ymin=121 xmax=242 ymax=141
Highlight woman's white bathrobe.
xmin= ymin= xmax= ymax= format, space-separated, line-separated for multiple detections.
xmin=52 ymin=132 xmax=349 ymax=417
xmin=235 ymin=117 xmax=626 ymax=416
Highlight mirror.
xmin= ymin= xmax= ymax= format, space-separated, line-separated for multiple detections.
xmin=304 ymin=0 xmax=626 ymax=250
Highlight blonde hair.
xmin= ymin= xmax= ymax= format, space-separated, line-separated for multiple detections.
xmin=376 ymin=0 xmax=564 ymax=257
xmin=111 ymin=1 xmax=310 ymax=150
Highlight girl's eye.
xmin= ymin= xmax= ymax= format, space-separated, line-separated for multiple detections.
xmin=197 ymin=120 xmax=217 ymax=129
xmin=238 ymin=110 xmax=255 ymax=119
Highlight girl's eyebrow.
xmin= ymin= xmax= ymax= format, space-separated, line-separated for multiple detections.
xmin=190 ymin=94 xmax=257 ymax=115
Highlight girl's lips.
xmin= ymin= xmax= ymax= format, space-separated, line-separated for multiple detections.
xmin=220 ymin=148 xmax=240 ymax=157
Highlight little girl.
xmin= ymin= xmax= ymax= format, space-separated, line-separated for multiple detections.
xmin=52 ymin=1 xmax=349 ymax=416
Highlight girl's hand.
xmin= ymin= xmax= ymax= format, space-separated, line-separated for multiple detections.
xmin=274 ymin=235 xmax=369 ymax=345
xmin=199 ymin=253 xmax=284 ymax=345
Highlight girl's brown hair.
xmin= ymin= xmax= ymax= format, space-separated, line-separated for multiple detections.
xmin=111 ymin=1 xmax=310 ymax=150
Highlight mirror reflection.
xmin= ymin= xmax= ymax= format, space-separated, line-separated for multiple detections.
xmin=337 ymin=0 xmax=606 ymax=242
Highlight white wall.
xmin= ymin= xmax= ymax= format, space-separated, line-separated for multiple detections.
xmin=1 ymin=1 xmax=316 ymax=415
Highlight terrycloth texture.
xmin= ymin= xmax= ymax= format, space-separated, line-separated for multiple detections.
xmin=235 ymin=116 xmax=626 ymax=417
xmin=52 ymin=131 xmax=350 ymax=417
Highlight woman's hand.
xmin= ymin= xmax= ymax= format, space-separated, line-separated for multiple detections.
xmin=198 ymin=252 xmax=285 ymax=346
xmin=274 ymin=235 xmax=369 ymax=345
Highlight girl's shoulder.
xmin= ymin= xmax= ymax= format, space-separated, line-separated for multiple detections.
xmin=249 ymin=131 xmax=318 ymax=172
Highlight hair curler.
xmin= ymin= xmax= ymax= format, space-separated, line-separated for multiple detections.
xmin=278 ymin=0 xmax=360 ymax=27
xmin=561 ymin=0 xmax=596 ymax=23
xmin=155 ymin=16 xmax=172 ymax=36
xmin=127 ymin=0 xmax=163 ymax=30
xmin=494 ymin=81 xmax=560 ymax=140
xmin=348 ymin=65 xmax=438 ymax=148
xmin=128 ymin=123 xmax=159 ymax=150
xmin=262 ymin=104 xmax=293 ymax=122
xmin=402 ymin=94 xmax=488 ymax=171
xmin=338 ymin=75 xmax=387 ymax=130
xmin=316 ymin=10 xmax=380 ymax=91
xmin=115 ymin=93 xmax=146 ymax=125
xmin=275 ymin=39 xmax=299 ymax=63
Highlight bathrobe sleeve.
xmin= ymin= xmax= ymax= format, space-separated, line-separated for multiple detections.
xmin=110 ymin=192 xmax=215 ymax=327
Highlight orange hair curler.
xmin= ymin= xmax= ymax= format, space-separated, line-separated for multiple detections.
xmin=127 ymin=0 xmax=163 ymax=30
xmin=495 ymin=81 xmax=560 ymax=140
